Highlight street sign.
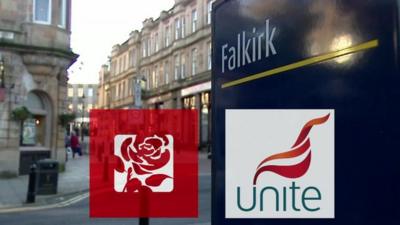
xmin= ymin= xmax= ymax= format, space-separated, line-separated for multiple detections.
xmin=212 ymin=0 xmax=400 ymax=224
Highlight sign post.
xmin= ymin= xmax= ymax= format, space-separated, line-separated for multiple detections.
xmin=134 ymin=78 xmax=142 ymax=109
xmin=212 ymin=0 xmax=400 ymax=224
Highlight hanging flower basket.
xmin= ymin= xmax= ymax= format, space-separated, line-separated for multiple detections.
xmin=11 ymin=106 xmax=31 ymax=121
xmin=59 ymin=113 xmax=76 ymax=128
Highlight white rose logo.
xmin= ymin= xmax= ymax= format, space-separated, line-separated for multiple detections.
xmin=114 ymin=134 xmax=174 ymax=192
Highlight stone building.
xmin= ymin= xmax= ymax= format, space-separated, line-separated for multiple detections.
xmin=0 ymin=0 xmax=77 ymax=176
xmin=66 ymin=83 xmax=98 ymax=132
xmin=97 ymin=0 xmax=214 ymax=150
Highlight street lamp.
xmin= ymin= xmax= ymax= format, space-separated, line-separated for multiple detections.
xmin=0 ymin=54 xmax=5 ymax=88
xmin=81 ymin=93 xmax=85 ymax=142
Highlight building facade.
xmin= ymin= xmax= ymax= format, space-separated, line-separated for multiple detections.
xmin=66 ymin=83 xmax=98 ymax=133
xmin=98 ymin=0 xmax=214 ymax=150
xmin=0 ymin=0 xmax=77 ymax=176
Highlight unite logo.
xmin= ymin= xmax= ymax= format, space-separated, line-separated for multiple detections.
xmin=114 ymin=134 xmax=174 ymax=192
xmin=226 ymin=110 xmax=335 ymax=218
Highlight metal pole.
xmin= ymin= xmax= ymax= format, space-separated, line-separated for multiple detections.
xmin=81 ymin=94 xmax=85 ymax=142
xmin=139 ymin=187 xmax=150 ymax=225
xmin=136 ymin=76 xmax=148 ymax=225
xmin=139 ymin=218 xmax=149 ymax=225
xmin=26 ymin=164 xmax=37 ymax=203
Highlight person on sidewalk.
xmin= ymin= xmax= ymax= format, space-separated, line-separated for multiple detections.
xmin=65 ymin=132 xmax=71 ymax=161
xmin=70 ymin=131 xmax=82 ymax=158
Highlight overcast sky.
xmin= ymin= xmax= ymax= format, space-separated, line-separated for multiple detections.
xmin=68 ymin=0 xmax=175 ymax=84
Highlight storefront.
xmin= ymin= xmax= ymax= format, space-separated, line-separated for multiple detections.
xmin=181 ymin=81 xmax=211 ymax=150
xmin=146 ymin=93 xmax=174 ymax=109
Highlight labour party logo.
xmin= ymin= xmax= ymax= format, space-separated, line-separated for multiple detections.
xmin=90 ymin=110 xmax=198 ymax=218
xmin=114 ymin=135 xmax=174 ymax=193
xmin=226 ymin=110 xmax=335 ymax=218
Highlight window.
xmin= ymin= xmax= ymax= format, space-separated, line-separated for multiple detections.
xmin=143 ymin=69 xmax=150 ymax=90
xmin=207 ymin=0 xmax=215 ymax=25
xmin=113 ymin=86 xmax=117 ymax=100
xmin=88 ymin=88 xmax=93 ymax=97
xmin=116 ymin=60 xmax=120 ymax=74
xmin=181 ymin=54 xmax=186 ymax=79
xmin=125 ymin=54 xmax=129 ymax=70
xmin=68 ymin=88 xmax=74 ymax=97
xmin=120 ymin=58 xmax=124 ymax=73
xmin=129 ymin=49 xmax=136 ymax=67
xmin=121 ymin=82 xmax=123 ymax=98
xmin=78 ymin=88 xmax=84 ymax=97
xmin=175 ymin=18 xmax=181 ymax=40
xmin=110 ymin=87 xmax=114 ymax=101
xmin=165 ymin=25 xmax=171 ymax=47
xmin=115 ymin=85 xmax=119 ymax=99
xmin=208 ymin=42 xmax=212 ymax=70
xmin=120 ymin=83 xmax=124 ymax=98
xmin=124 ymin=81 xmax=127 ymax=97
xmin=191 ymin=48 xmax=198 ymax=75
xmin=164 ymin=61 xmax=169 ymax=84
xmin=147 ymin=38 xmax=152 ymax=55
xmin=159 ymin=66 xmax=164 ymax=86
xmin=142 ymin=40 xmax=147 ymax=57
xmin=174 ymin=55 xmax=180 ymax=80
xmin=155 ymin=33 xmax=159 ymax=52
xmin=150 ymin=36 xmax=154 ymax=54
xmin=58 ymin=0 xmax=67 ymax=28
xmin=111 ymin=61 xmax=116 ymax=75
xmin=181 ymin=16 xmax=186 ymax=38
xmin=33 ymin=0 xmax=51 ymax=24
xmin=191 ymin=9 xmax=197 ymax=33
xmin=116 ymin=59 xmax=119 ymax=74
xmin=110 ymin=62 xmax=114 ymax=75
xmin=130 ymin=78 xmax=134 ymax=95
xmin=87 ymin=104 xmax=93 ymax=112
xmin=77 ymin=104 xmax=83 ymax=112
xmin=152 ymin=67 xmax=158 ymax=89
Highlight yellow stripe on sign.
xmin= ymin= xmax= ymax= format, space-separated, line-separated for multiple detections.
xmin=221 ymin=39 xmax=379 ymax=89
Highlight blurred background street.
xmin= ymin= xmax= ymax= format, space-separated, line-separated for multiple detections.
xmin=0 ymin=152 xmax=211 ymax=225
xmin=0 ymin=0 xmax=213 ymax=224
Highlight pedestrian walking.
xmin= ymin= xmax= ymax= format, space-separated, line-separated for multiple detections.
xmin=70 ymin=131 xmax=82 ymax=158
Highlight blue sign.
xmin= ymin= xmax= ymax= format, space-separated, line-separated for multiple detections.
xmin=212 ymin=0 xmax=400 ymax=224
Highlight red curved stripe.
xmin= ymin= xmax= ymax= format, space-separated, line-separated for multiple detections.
xmin=253 ymin=114 xmax=330 ymax=185
xmin=256 ymin=138 xmax=310 ymax=169
xmin=253 ymin=151 xmax=311 ymax=185
xmin=291 ymin=114 xmax=330 ymax=148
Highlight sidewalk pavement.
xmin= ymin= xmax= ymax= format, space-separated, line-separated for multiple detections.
xmin=0 ymin=155 xmax=89 ymax=209
xmin=0 ymin=151 xmax=211 ymax=210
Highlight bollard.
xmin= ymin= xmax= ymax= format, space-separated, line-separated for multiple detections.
xmin=26 ymin=164 xmax=37 ymax=203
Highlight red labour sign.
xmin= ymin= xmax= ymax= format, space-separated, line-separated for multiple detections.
xmin=90 ymin=110 xmax=198 ymax=217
